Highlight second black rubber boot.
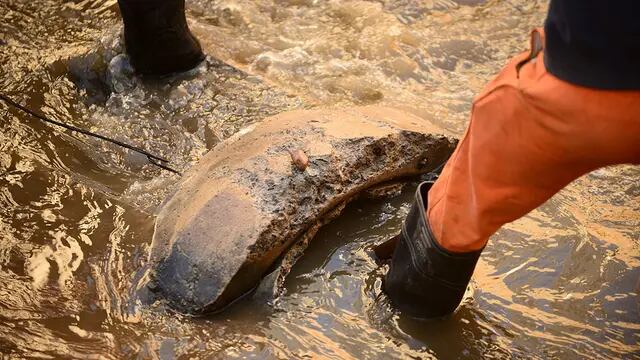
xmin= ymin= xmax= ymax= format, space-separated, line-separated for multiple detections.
xmin=383 ymin=181 xmax=483 ymax=319
xmin=117 ymin=0 xmax=205 ymax=75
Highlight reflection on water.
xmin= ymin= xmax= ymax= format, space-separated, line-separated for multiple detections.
xmin=0 ymin=0 xmax=638 ymax=358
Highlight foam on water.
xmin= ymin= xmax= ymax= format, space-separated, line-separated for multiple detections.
xmin=0 ymin=0 xmax=638 ymax=358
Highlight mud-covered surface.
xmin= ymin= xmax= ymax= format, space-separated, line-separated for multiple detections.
xmin=148 ymin=107 xmax=455 ymax=314
xmin=0 ymin=0 xmax=638 ymax=359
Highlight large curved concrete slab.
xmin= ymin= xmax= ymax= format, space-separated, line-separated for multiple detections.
xmin=148 ymin=106 xmax=456 ymax=314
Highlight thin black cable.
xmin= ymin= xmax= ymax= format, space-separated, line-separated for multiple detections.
xmin=0 ymin=93 xmax=181 ymax=175
xmin=148 ymin=157 xmax=181 ymax=175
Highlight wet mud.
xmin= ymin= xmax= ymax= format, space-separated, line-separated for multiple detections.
xmin=0 ymin=0 xmax=638 ymax=358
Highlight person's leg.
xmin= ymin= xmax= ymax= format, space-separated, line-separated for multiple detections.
xmin=427 ymin=30 xmax=640 ymax=253
xmin=117 ymin=0 xmax=205 ymax=75
xmin=380 ymin=30 xmax=639 ymax=319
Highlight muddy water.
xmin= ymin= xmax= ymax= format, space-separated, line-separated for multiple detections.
xmin=0 ymin=0 xmax=638 ymax=358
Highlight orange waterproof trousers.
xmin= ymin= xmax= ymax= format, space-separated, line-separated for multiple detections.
xmin=427 ymin=30 xmax=640 ymax=253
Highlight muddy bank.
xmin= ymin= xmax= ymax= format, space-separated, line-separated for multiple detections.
xmin=148 ymin=106 xmax=456 ymax=314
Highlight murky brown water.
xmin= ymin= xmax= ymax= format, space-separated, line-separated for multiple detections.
xmin=1 ymin=0 xmax=639 ymax=358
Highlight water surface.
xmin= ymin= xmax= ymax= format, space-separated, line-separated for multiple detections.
xmin=0 ymin=0 xmax=638 ymax=358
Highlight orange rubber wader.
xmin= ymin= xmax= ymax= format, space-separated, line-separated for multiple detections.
xmin=427 ymin=29 xmax=640 ymax=253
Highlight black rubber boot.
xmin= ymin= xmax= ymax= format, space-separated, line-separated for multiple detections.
xmin=380 ymin=181 xmax=482 ymax=319
xmin=117 ymin=0 xmax=205 ymax=75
